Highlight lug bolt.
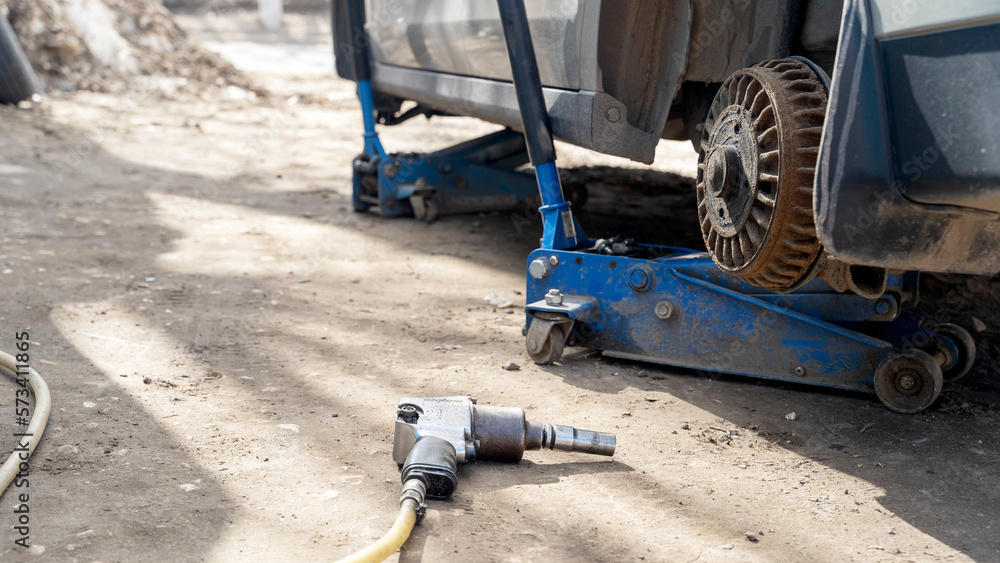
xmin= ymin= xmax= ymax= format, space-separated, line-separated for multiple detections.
xmin=654 ymin=300 xmax=675 ymax=320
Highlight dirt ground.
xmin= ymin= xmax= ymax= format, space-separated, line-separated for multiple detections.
xmin=1 ymin=11 xmax=999 ymax=563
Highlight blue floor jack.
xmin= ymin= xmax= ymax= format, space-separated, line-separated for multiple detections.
xmin=346 ymin=2 xmax=545 ymax=222
xmin=490 ymin=0 xmax=975 ymax=414
xmin=352 ymin=124 xmax=545 ymax=221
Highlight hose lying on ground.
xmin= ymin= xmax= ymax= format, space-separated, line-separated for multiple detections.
xmin=0 ymin=350 xmax=51 ymax=493
xmin=335 ymin=479 xmax=426 ymax=563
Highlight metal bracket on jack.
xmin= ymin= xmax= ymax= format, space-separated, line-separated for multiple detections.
xmin=534 ymin=163 xmax=587 ymax=250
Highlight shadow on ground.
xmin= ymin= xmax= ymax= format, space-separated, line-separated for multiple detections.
xmin=3 ymin=96 xmax=999 ymax=560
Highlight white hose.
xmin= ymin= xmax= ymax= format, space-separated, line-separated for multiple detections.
xmin=0 ymin=350 xmax=51 ymax=492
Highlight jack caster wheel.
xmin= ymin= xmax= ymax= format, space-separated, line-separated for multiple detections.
xmin=874 ymin=349 xmax=943 ymax=414
xmin=409 ymin=195 xmax=439 ymax=222
xmin=526 ymin=321 xmax=566 ymax=365
xmin=930 ymin=323 xmax=976 ymax=382
xmin=352 ymin=198 xmax=371 ymax=213
xmin=352 ymin=157 xmax=378 ymax=212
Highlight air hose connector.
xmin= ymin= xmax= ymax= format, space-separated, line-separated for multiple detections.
xmin=399 ymin=478 xmax=428 ymax=524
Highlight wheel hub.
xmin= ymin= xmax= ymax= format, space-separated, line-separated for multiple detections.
xmin=696 ymin=59 xmax=828 ymax=290
xmin=703 ymin=108 xmax=759 ymax=239
xmin=703 ymin=145 xmax=739 ymax=200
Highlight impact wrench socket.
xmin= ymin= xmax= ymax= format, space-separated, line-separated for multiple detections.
xmin=392 ymin=396 xmax=616 ymax=498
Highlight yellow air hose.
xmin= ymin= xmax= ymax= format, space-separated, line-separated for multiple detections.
xmin=335 ymin=498 xmax=419 ymax=563
xmin=0 ymin=350 xmax=51 ymax=493
xmin=335 ymin=478 xmax=427 ymax=563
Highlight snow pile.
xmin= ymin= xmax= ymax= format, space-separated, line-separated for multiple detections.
xmin=1 ymin=0 xmax=257 ymax=95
